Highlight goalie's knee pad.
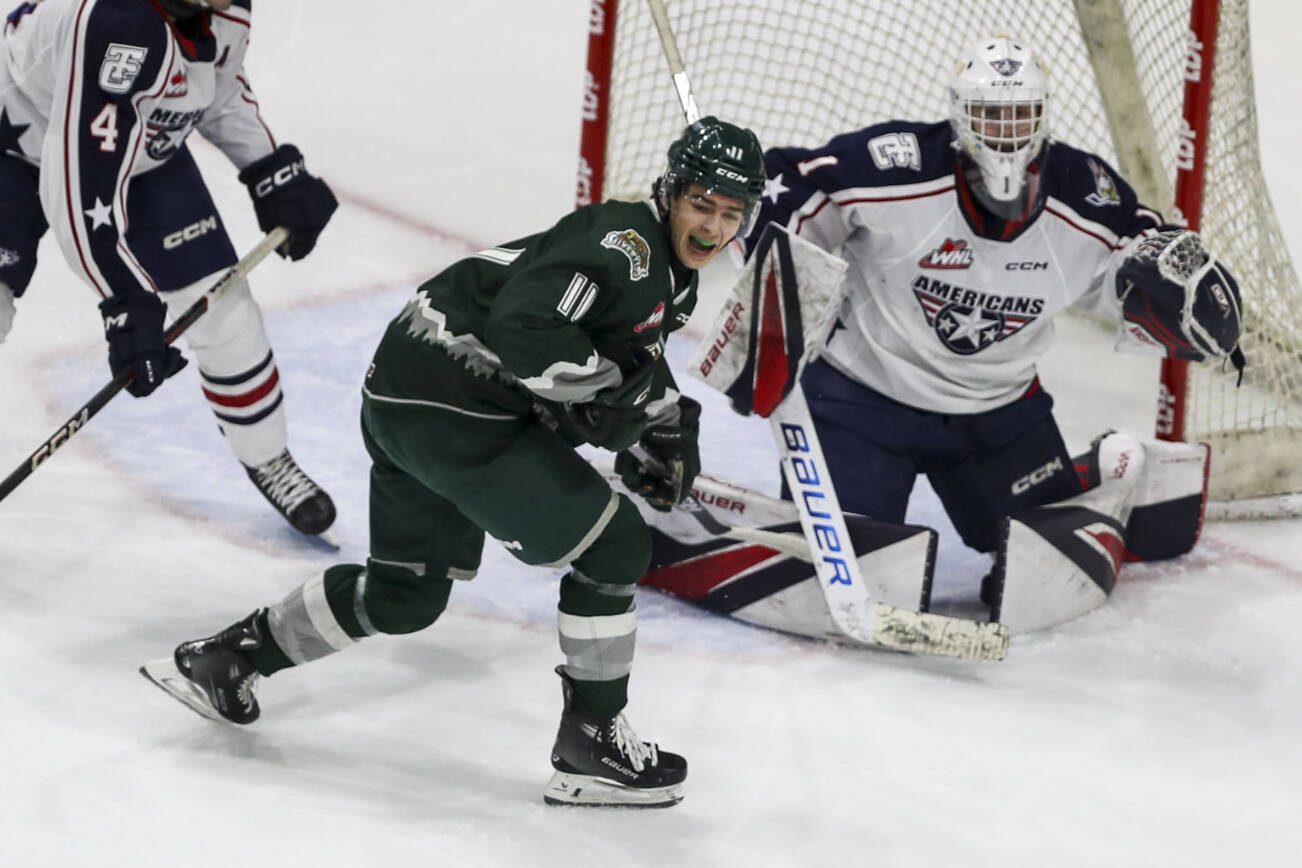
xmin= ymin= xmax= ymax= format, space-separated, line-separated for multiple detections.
xmin=991 ymin=431 xmax=1208 ymax=634
xmin=1075 ymin=430 xmax=1210 ymax=560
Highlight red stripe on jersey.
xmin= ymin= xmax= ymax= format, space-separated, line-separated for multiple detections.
xmin=1045 ymin=205 xmax=1123 ymax=250
xmin=202 ymin=368 xmax=281 ymax=408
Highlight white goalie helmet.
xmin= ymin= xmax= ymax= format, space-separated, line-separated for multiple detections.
xmin=948 ymin=35 xmax=1049 ymax=206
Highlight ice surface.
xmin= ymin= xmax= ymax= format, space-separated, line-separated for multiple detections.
xmin=2 ymin=3 xmax=1299 ymax=866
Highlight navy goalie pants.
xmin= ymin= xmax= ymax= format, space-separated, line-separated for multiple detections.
xmin=794 ymin=359 xmax=1081 ymax=552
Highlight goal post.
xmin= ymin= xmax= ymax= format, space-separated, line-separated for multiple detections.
xmin=576 ymin=0 xmax=1302 ymax=515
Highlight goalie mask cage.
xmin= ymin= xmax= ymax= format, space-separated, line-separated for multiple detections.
xmin=577 ymin=0 xmax=1302 ymax=516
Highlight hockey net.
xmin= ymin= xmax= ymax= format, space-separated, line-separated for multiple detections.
xmin=578 ymin=0 xmax=1302 ymax=514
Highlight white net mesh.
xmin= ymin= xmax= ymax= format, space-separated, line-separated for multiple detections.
xmin=595 ymin=0 xmax=1301 ymax=503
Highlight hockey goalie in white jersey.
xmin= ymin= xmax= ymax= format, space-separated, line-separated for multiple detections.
xmin=0 ymin=0 xmax=337 ymax=537
xmin=734 ymin=35 xmax=1245 ymax=633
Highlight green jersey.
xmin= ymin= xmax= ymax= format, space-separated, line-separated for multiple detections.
xmin=365 ymin=199 xmax=697 ymax=422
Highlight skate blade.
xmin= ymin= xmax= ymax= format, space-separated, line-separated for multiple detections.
xmin=139 ymin=657 xmax=232 ymax=725
xmin=542 ymin=770 xmax=683 ymax=809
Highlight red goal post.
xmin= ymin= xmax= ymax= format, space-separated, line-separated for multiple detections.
xmin=577 ymin=0 xmax=1302 ymax=517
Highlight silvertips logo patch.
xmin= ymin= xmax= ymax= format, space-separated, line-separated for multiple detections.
xmin=601 ymin=229 xmax=651 ymax=281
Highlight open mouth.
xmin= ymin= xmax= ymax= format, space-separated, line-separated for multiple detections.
xmin=689 ymin=236 xmax=717 ymax=253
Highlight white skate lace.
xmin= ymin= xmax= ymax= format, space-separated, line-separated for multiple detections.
xmin=610 ymin=713 xmax=659 ymax=772
xmin=236 ymin=672 xmax=260 ymax=711
xmin=251 ymin=451 xmax=319 ymax=512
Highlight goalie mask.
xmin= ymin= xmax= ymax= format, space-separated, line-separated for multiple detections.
xmin=949 ymin=35 xmax=1049 ymax=219
xmin=657 ymin=116 xmax=766 ymax=238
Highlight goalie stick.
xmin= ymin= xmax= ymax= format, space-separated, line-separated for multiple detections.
xmin=0 ymin=228 xmax=290 ymax=504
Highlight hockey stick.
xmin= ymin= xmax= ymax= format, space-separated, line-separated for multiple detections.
xmin=0 ymin=228 xmax=290 ymax=504
xmin=646 ymin=0 xmax=701 ymax=124
xmin=625 ymin=446 xmax=812 ymax=561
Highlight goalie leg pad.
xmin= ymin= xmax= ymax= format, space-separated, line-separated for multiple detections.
xmin=1074 ymin=431 xmax=1210 ymax=561
xmin=992 ymin=431 xmax=1202 ymax=633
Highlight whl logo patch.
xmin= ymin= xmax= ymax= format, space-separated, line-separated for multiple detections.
xmin=912 ymin=275 xmax=1044 ymax=355
xmin=601 ymin=228 xmax=651 ymax=281
xmin=919 ymin=238 xmax=974 ymax=269
xmin=633 ymin=300 xmax=665 ymax=333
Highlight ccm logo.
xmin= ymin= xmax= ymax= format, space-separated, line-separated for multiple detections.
xmin=1012 ymin=456 xmax=1064 ymax=495
xmin=254 ymin=161 xmax=304 ymax=198
xmin=780 ymin=422 xmax=854 ymax=587
xmin=1005 ymin=261 xmax=1049 ymax=271
xmin=163 ymin=216 xmax=218 ymax=250
xmin=31 ymin=409 xmax=91 ymax=470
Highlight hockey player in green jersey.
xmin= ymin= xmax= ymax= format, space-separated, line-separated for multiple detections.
xmin=141 ymin=117 xmax=766 ymax=809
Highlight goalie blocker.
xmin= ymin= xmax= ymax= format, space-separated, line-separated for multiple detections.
xmin=990 ymin=430 xmax=1210 ymax=634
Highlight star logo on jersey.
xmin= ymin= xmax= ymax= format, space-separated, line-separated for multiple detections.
xmin=84 ymin=198 xmax=114 ymax=230
xmin=991 ymin=57 xmax=1023 ymax=77
xmin=911 ymin=274 xmax=1044 ymax=355
xmin=918 ymin=238 xmax=974 ymax=269
xmin=0 ymin=247 xmax=20 ymax=267
xmin=763 ymin=173 xmax=789 ymax=203
xmin=0 ymin=108 xmax=31 ymax=156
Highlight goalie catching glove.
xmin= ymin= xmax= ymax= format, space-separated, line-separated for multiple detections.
xmin=615 ymin=395 xmax=701 ymax=512
xmin=1115 ymin=230 xmax=1244 ymax=371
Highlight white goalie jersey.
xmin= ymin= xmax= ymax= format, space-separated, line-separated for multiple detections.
xmin=744 ymin=120 xmax=1163 ymax=414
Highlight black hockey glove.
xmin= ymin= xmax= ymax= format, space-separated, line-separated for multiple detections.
xmin=238 ymin=144 xmax=338 ymax=261
xmin=614 ymin=395 xmax=701 ymax=512
xmin=99 ymin=291 xmax=187 ymax=397
xmin=556 ymin=357 xmax=658 ymax=451
xmin=1116 ymin=230 xmax=1244 ymax=367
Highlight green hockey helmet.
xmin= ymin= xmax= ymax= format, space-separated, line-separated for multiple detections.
xmin=658 ymin=116 xmax=766 ymax=237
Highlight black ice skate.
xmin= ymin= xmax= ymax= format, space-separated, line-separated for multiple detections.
xmin=244 ymin=448 xmax=336 ymax=536
xmin=139 ymin=610 xmax=264 ymax=725
xmin=543 ymin=666 xmax=686 ymax=808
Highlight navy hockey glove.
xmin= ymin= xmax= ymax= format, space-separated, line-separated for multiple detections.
xmin=99 ymin=291 xmax=187 ymax=397
xmin=1116 ymin=230 xmax=1244 ymax=365
xmin=615 ymin=395 xmax=701 ymax=512
xmin=239 ymin=144 xmax=338 ymax=261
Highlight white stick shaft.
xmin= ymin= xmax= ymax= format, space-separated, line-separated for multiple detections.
xmin=645 ymin=0 xmax=700 ymax=123
xmin=770 ymin=388 xmax=880 ymax=640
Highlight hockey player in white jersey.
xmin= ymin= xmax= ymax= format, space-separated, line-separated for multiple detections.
xmin=0 ymin=0 xmax=337 ymax=536
xmin=745 ymin=35 xmax=1243 ymax=620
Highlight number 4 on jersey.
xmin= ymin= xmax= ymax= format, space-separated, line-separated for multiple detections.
xmin=89 ymin=103 xmax=119 ymax=152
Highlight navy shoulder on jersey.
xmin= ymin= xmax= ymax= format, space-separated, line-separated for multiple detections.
xmin=746 ymin=119 xmax=955 ymax=256
xmin=232 ymin=0 xmax=252 ymax=10
xmin=1042 ymin=140 xmax=1161 ymax=239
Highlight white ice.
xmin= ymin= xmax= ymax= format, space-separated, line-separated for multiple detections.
xmin=2 ymin=3 xmax=1300 ymax=866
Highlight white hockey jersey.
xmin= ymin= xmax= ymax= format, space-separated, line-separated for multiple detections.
xmin=0 ymin=0 xmax=274 ymax=298
xmin=745 ymin=120 xmax=1162 ymax=414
